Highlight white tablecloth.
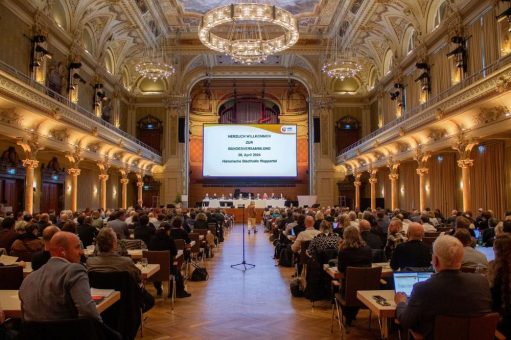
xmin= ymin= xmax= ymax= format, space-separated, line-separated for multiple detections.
xmin=297 ymin=195 xmax=317 ymax=207
xmin=203 ymin=198 xmax=286 ymax=208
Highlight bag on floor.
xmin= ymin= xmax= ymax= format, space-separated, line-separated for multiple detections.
xmin=290 ymin=278 xmax=304 ymax=297
xmin=191 ymin=266 xmax=209 ymax=281
xmin=279 ymin=247 xmax=293 ymax=267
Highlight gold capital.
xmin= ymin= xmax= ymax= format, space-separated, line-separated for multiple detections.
xmin=120 ymin=178 xmax=129 ymax=185
xmin=416 ymin=167 xmax=429 ymax=176
xmin=67 ymin=168 xmax=81 ymax=176
xmin=457 ymin=158 xmax=474 ymax=168
xmin=22 ymin=159 xmax=39 ymax=169
xmin=99 ymin=174 xmax=109 ymax=181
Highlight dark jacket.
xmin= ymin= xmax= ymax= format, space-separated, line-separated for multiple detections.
xmin=337 ymin=245 xmax=372 ymax=273
xmin=361 ymin=230 xmax=383 ymax=249
xmin=390 ymin=240 xmax=432 ymax=271
xmin=31 ymin=250 xmax=51 ymax=271
xmin=77 ymin=223 xmax=98 ymax=248
xmin=134 ymin=224 xmax=156 ymax=247
xmin=170 ymin=228 xmax=190 ymax=244
xmin=396 ymin=270 xmax=492 ymax=340
xmin=193 ymin=220 xmax=209 ymax=230
xmin=0 ymin=228 xmax=17 ymax=253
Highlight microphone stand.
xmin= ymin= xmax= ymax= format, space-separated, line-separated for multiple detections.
xmin=231 ymin=204 xmax=255 ymax=271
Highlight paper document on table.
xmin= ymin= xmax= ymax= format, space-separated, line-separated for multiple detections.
xmin=0 ymin=255 xmax=18 ymax=265
xmin=90 ymin=288 xmax=114 ymax=297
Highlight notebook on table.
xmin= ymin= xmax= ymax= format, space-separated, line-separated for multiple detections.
xmin=394 ymin=272 xmax=433 ymax=297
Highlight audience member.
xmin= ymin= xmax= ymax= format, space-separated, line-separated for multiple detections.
xmin=77 ymin=216 xmax=98 ymax=248
xmin=19 ymin=231 xmax=101 ymax=321
xmin=358 ymin=219 xmax=383 ymax=250
xmin=337 ymin=226 xmax=372 ymax=325
xmin=395 ymin=235 xmax=492 ymax=339
xmin=107 ymin=211 xmax=129 ymax=239
xmin=87 ymin=227 xmax=154 ymax=312
xmin=488 ymin=234 xmax=511 ymax=338
xmin=454 ymin=228 xmax=488 ymax=271
xmin=307 ymin=220 xmax=340 ymax=259
xmin=420 ymin=214 xmax=436 ymax=233
xmin=31 ymin=225 xmax=60 ymax=271
xmin=134 ymin=214 xmax=156 ymax=246
xmin=291 ymin=216 xmax=320 ymax=253
xmin=390 ymin=223 xmax=431 ymax=271
xmin=148 ymin=223 xmax=191 ymax=298
xmin=0 ymin=217 xmax=16 ymax=254
xmin=10 ymin=223 xmax=43 ymax=261
xmin=385 ymin=218 xmax=406 ymax=260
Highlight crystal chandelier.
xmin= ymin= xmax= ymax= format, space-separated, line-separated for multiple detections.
xmin=322 ymin=33 xmax=362 ymax=80
xmin=136 ymin=39 xmax=175 ymax=81
xmin=198 ymin=2 xmax=299 ymax=65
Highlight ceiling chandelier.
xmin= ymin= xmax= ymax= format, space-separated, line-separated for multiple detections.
xmin=198 ymin=2 xmax=299 ymax=65
xmin=322 ymin=33 xmax=362 ymax=81
xmin=135 ymin=39 xmax=175 ymax=81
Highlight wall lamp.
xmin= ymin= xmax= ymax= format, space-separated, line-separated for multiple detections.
xmin=497 ymin=1 xmax=511 ymax=32
xmin=415 ymin=62 xmax=431 ymax=93
xmin=446 ymin=36 xmax=468 ymax=72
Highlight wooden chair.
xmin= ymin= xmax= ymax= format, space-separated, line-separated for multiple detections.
xmin=409 ymin=313 xmax=500 ymax=340
xmin=331 ymin=266 xmax=382 ymax=335
xmin=142 ymin=250 xmax=176 ymax=310
xmin=121 ymin=239 xmax=147 ymax=250
xmin=422 ymin=236 xmax=437 ymax=246
xmin=189 ymin=233 xmax=202 ymax=262
xmin=424 ymin=231 xmax=441 ymax=238
xmin=0 ymin=265 xmax=23 ymax=289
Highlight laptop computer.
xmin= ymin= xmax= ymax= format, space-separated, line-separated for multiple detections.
xmin=394 ymin=272 xmax=434 ymax=297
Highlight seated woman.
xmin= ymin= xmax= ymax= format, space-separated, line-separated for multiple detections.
xmin=148 ymin=223 xmax=190 ymax=298
xmin=307 ymin=220 xmax=340 ymax=261
xmin=337 ymin=226 xmax=372 ymax=326
xmin=488 ymin=233 xmax=511 ymax=338
xmin=193 ymin=213 xmax=209 ymax=230
xmin=10 ymin=223 xmax=43 ymax=261
xmin=384 ymin=218 xmax=407 ymax=260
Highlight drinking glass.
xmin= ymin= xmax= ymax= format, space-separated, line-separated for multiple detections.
xmin=141 ymin=258 xmax=148 ymax=268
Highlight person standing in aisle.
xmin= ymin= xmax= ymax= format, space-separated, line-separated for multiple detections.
xmin=247 ymin=201 xmax=257 ymax=235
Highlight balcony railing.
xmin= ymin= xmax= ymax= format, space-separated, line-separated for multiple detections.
xmin=338 ymin=53 xmax=511 ymax=158
xmin=0 ymin=59 xmax=162 ymax=157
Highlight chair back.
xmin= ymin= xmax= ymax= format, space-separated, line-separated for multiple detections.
xmin=299 ymin=240 xmax=311 ymax=265
xmin=142 ymin=250 xmax=171 ymax=282
xmin=0 ymin=265 xmax=23 ymax=289
xmin=437 ymin=227 xmax=453 ymax=233
xmin=460 ymin=266 xmax=477 ymax=273
xmin=122 ymin=239 xmax=146 ymax=250
xmin=195 ymin=229 xmax=208 ymax=238
xmin=433 ymin=313 xmax=499 ymax=340
xmin=174 ymin=239 xmax=185 ymax=251
xmin=87 ymin=271 xmax=142 ymax=340
xmin=422 ymin=236 xmax=437 ymax=245
xmin=316 ymin=248 xmax=338 ymax=265
xmin=344 ymin=266 xmax=382 ymax=307
xmin=19 ymin=318 xmax=121 ymax=340
xmin=189 ymin=233 xmax=200 ymax=253
xmin=208 ymin=224 xmax=217 ymax=236
xmin=425 ymin=231 xmax=441 ymax=238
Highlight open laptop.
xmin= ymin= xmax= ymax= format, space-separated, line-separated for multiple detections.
xmin=394 ymin=272 xmax=434 ymax=297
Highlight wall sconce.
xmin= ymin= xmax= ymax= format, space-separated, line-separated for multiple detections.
xmin=497 ymin=4 xmax=511 ymax=32
xmin=68 ymin=60 xmax=85 ymax=103
xmin=93 ymin=186 xmax=98 ymax=195
xmin=400 ymin=186 xmax=405 ymax=195
xmin=415 ymin=62 xmax=431 ymax=93
xmin=447 ymin=36 xmax=468 ymax=73
xmin=113 ymin=187 xmax=117 ymax=196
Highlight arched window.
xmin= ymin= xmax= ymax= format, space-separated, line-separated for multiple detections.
xmin=433 ymin=1 xmax=447 ymax=30
xmin=368 ymin=67 xmax=378 ymax=90
xmin=122 ymin=66 xmax=130 ymax=90
xmin=104 ymin=49 xmax=115 ymax=74
xmin=384 ymin=50 xmax=394 ymax=75
xmin=137 ymin=115 xmax=163 ymax=152
xmin=218 ymin=97 xmax=280 ymax=124
xmin=403 ymin=27 xmax=415 ymax=55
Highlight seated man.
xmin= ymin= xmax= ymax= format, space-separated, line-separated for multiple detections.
xmin=454 ymin=228 xmax=488 ymax=270
xmin=19 ymin=231 xmax=101 ymax=321
xmin=395 ymin=235 xmax=492 ymax=339
xmin=359 ymin=219 xmax=383 ymax=250
xmin=420 ymin=214 xmax=437 ymax=233
xmin=31 ymin=225 xmax=60 ymax=271
xmin=390 ymin=223 xmax=432 ymax=271
xmin=87 ymin=227 xmax=154 ymax=313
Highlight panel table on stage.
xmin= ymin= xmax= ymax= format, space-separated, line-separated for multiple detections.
xmin=203 ymin=198 xmax=286 ymax=209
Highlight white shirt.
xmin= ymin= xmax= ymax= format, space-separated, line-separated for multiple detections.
xmin=422 ymin=222 xmax=437 ymax=233
xmin=291 ymin=228 xmax=321 ymax=253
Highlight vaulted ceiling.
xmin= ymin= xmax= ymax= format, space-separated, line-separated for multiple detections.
xmin=40 ymin=0 xmax=472 ymax=93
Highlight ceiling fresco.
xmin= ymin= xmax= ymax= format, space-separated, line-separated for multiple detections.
xmin=178 ymin=0 xmax=321 ymax=15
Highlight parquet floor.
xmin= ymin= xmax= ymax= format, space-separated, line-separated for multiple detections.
xmin=138 ymin=225 xmax=388 ymax=339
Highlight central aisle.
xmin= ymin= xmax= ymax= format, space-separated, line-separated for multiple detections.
xmin=141 ymin=225 xmax=375 ymax=339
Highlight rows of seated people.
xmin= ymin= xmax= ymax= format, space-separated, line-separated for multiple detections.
xmin=267 ymin=206 xmax=511 ymax=338
xmin=0 ymin=206 xmax=233 ymax=340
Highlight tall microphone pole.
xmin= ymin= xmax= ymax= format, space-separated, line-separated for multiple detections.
xmin=231 ymin=204 xmax=255 ymax=271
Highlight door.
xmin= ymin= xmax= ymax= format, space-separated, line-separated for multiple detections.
xmin=41 ymin=182 xmax=62 ymax=214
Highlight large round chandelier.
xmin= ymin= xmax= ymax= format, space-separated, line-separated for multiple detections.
xmin=322 ymin=34 xmax=362 ymax=80
xmin=135 ymin=61 xmax=175 ymax=81
xmin=198 ymin=3 xmax=299 ymax=64
xmin=136 ymin=38 xmax=175 ymax=81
